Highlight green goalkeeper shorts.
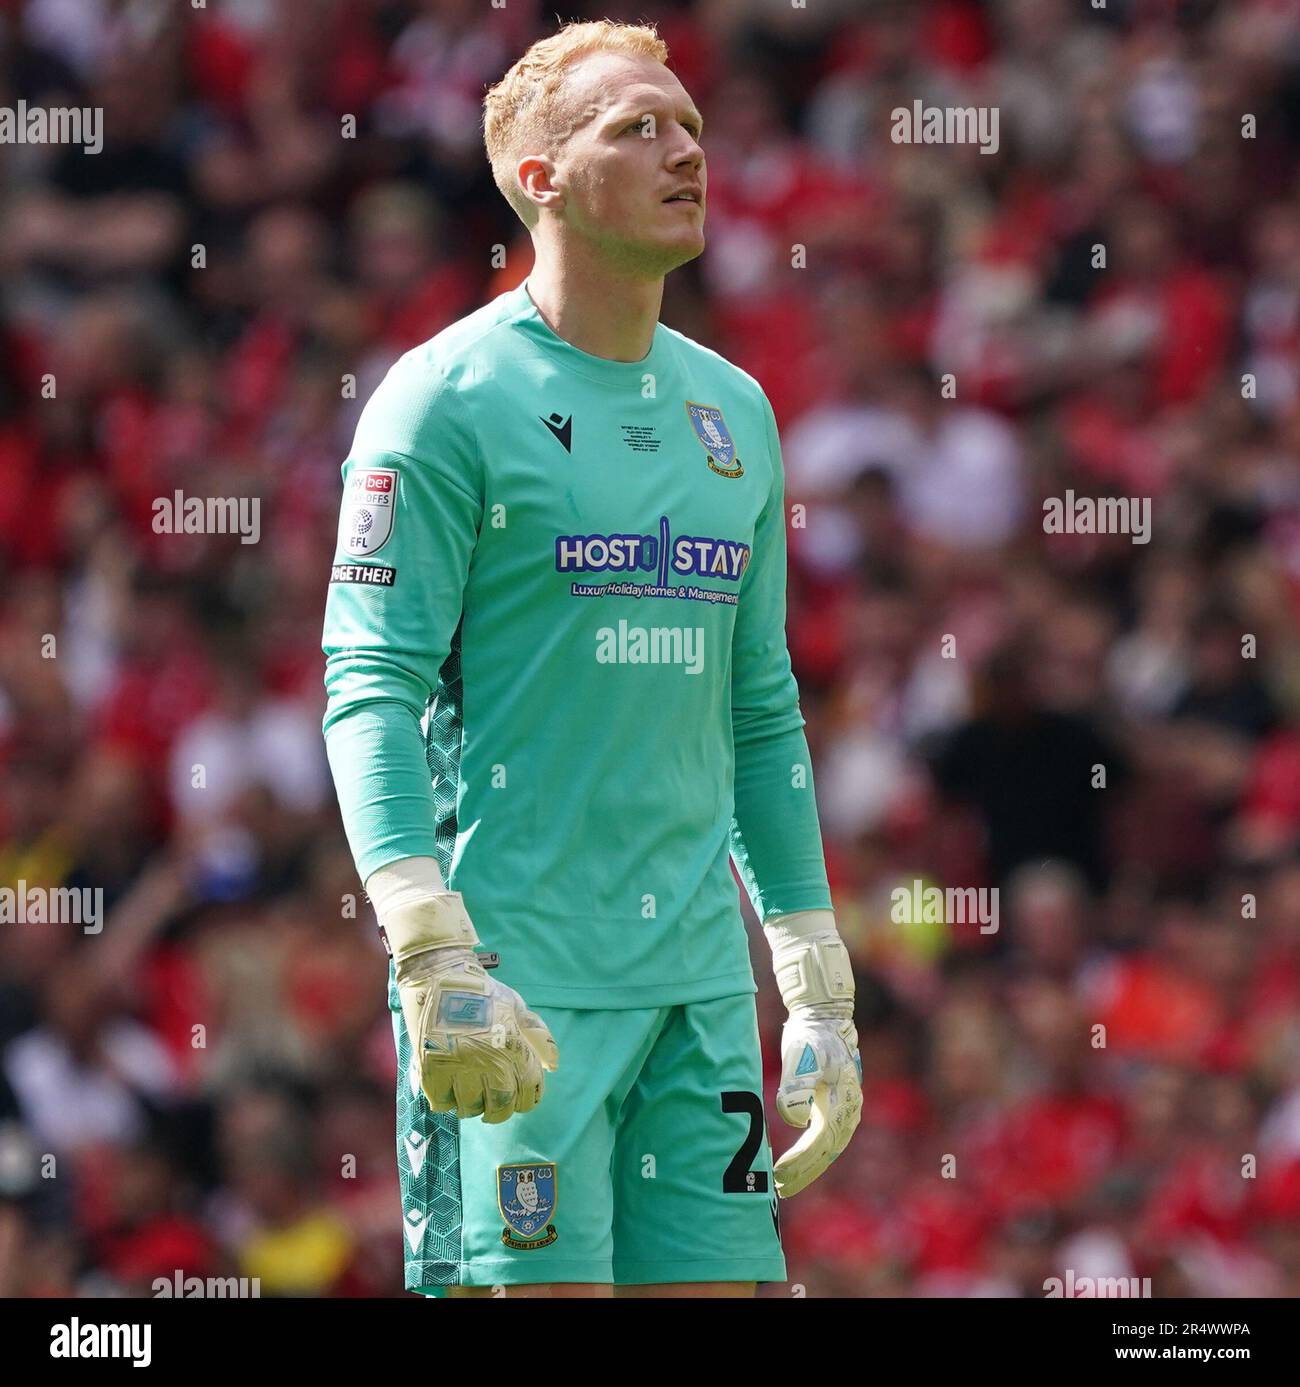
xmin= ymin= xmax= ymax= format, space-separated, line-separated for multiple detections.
xmin=389 ymin=969 xmax=787 ymax=1289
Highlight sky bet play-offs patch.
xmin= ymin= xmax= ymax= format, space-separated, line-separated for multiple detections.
xmin=340 ymin=467 xmax=398 ymax=557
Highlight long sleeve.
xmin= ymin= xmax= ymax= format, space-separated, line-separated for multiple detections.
xmin=321 ymin=351 xmax=484 ymax=885
xmin=728 ymin=392 xmax=833 ymax=923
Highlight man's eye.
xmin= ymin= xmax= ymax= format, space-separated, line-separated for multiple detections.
xmin=625 ymin=116 xmax=651 ymax=134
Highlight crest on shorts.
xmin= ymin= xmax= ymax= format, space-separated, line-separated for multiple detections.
xmin=497 ymin=1163 xmax=558 ymax=1249
xmin=686 ymin=401 xmax=744 ymax=477
xmin=339 ymin=467 xmax=398 ymax=556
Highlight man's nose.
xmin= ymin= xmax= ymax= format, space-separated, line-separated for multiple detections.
xmin=669 ymin=137 xmax=704 ymax=174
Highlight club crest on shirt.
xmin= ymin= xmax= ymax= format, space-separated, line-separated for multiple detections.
xmin=339 ymin=467 xmax=397 ymax=556
xmin=497 ymin=1163 xmax=558 ymax=1249
xmin=685 ymin=401 xmax=744 ymax=477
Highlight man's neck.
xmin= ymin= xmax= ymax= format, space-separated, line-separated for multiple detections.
xmin=525 ymin=248 xmax=664 ymax=363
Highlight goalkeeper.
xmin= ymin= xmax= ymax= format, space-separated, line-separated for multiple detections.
xmin=322 ymin=18 xmax=861 ymax=1299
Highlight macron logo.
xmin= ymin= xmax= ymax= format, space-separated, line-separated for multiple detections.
xmin=541 ymin=412 xmax=572 ymax=453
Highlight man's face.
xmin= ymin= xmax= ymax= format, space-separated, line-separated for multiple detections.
xmin=538 ymin=52 xmax=706 ymax=275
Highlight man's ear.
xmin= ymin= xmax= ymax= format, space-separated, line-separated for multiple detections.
xmin=518 ymin=155 xmax=564 ymax=216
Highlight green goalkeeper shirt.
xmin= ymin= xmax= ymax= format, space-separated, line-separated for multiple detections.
xmin=321 ymin=278 xmax=832 ymax=1008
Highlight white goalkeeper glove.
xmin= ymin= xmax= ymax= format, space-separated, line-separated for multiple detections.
xmin=372 ymin=864 xmax=558 ymax=1125
xmin=765 ymin=909 xmax=862 ymax=1198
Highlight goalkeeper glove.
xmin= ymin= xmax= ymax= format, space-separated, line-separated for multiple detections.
xmin=380 ymin=891 xmax=559 ymax=1124
xmin=765 ymin=908 xmax=862 ymax=1197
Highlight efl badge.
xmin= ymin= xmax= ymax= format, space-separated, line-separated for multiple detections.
xmin=497 ymin=1163 xmax=558 ymax=1250
xmin=339 ymin=467 xmax=397 ymax=556
xmin=686 ymin=401 xmax=744 ymax=478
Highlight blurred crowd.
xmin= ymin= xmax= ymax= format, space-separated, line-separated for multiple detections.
xmin=3 ymin=0 xmax=1300 ymax=1297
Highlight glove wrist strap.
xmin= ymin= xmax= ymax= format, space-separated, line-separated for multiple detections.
xmin=379 ymin=893 xmax=480 ymax=970
xmin=764 ymin=909 xmax=854 ymax=1016
xmin=787 ymin=999 xmax=856 ymax=1023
